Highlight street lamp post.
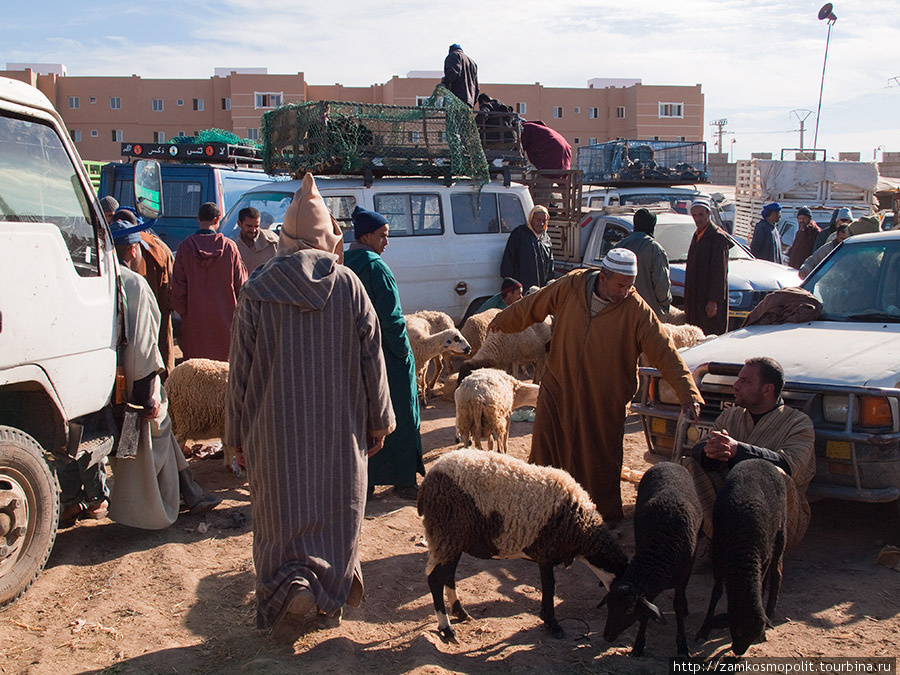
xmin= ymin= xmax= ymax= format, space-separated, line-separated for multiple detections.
xmin=813 ymin=3 xmax=838 ymax=150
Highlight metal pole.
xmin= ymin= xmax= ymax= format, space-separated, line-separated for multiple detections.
xmin=813 ymin=21 xmax=833 ymax=150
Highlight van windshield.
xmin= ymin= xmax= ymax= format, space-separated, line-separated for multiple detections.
xmin=220 ymin=190 xmax=294 ymax=238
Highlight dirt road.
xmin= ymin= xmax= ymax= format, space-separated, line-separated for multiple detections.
xmin=2 ymin=396 xmax=898 ymax=675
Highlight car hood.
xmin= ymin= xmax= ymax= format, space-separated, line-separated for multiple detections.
xmin=679 ymin=322 xmax=900 ymax=389
xmin=671 ymin=259 xmax=800 ymax=291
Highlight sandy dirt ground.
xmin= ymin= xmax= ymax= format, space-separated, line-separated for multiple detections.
xmin=2 ymin=390 xmax=899 ymax=675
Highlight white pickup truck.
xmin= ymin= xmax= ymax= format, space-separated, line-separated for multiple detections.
xmin=0 ymin=76 xmax=161 ymax=606
xmin=552 ymin=208 xmax=800 ymax=322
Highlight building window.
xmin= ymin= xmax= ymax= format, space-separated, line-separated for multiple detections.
xmin=71 ymin=130 xmax=82 ymax=142
xmin=416 ymin=96 xmax=429 ymax=107
xmin=91 ymin=130 xmax=98 ymax=137
xmin=255 ymin=92 xmax=283 ymax=109
xmin=222 ymin=98 xmax=231 ymax=110
xmin=153 ymin=131 xmax=165 ymax=143
xmin=616 ymin=106 xmax=625 ymax=119
xmin=574 ymin=137 xmax=580 ymax=145
xmin=588 ymin=107 xmax=599 ymax=119
xmin=652 ymin=136 xmax=660 ymax=141
xmin=111 ymin=129 xmax=123 ymax=142
xmin=110 ymin=97 xmax=121 ymax=110
xmin=247 ymin=128 xmax=259 ymax=141
xmin=178 ymin=131 xmax=186 ymax=137
xmin=553 ymin=107 xmax=563 ymax=119
xmin=410 ymin=131 xmax=420 ymax=143
xmin=193 ymin=98 xmax=205 ymax=111
xmin=89 ymin=96 xmax=96 ymax=104
xmin=679 ymin=136 xmax=687 ymax=141
xmin=574 ymin=107 xmax=581 ymax=115
xmin=152 ymin=99 xmax=164 ymax=111
xmin=589 ymin=137 xmax=598 ymax=145
xmin=658 ymin=102 xmax=684 ymax=118
xmin=177 ymin=99 xmax=184 ymax=106
xmin=68 ymin=97 xmax=80 ymax=109
xmin=517 ymin=102 xmax=526 ymax=114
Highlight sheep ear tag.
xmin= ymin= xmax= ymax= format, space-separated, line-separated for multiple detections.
xmin=643 ymin=598 xmax=666 ymax=625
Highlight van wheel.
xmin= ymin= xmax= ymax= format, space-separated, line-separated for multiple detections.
xmin=0 ymin=426 xmax=59 ymax=609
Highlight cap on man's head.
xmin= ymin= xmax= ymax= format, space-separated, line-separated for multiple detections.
xmin=100 ymin=196 xmax=119 ymax=214
xmin=837 ymin=207 xmax=853 ymax=222
xmin=109 ymin=218 xmax=147 ymax=245
xmin=762 ymin=202 xmax=782 ymax=218
xmin=797 ymin=206 xmax=812 ymax=219
xmin=501 ymin=277 xmax=523 ymax=295
xmin=633 ymin=208 xmax=657 ymax=233
xmin=114 ymin=208 xmax=138 ymax=225
xmin=449 ymin=43 xmax=462 ymax=52
xmin=689 ymin=199 xmax=711 ymax=213
xmin=352 ymin=206 xmax=389 ymax=240
xmin=600 ymin=248 xmax=638 ymax=277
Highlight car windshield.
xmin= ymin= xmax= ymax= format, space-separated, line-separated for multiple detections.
xmin=219 ymin=190 xmax=295 ymax=239
xmin=619 ymin=194 xmax=697 ymax=215
xmin=804 ymin=239 xmax=900 ymax=322
xmin=654 ymin=220 xmax=752 ymax=264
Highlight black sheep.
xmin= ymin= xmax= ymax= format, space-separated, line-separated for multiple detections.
xmin=696 ymin=459 xmax=787 ymax=656
xmin=601 ymin=462 xmax=702 ymax=656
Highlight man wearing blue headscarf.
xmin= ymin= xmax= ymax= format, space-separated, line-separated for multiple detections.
xmin=750 ymin=202 xmax=784 ymax=264
xmin=344 ymin=206 xmax=424 ymax=500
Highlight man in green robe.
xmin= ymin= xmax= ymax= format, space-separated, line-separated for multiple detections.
xmin=344 ymin=206 xmax=424 ymax=500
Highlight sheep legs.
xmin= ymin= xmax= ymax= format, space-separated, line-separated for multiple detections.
xmin=696 ymin=570 xmax=724 ymax=641
xmin=673 ymin=575 xmax=691 ymax=656
xmin=428 ymin=553 xmax=470 ymax=644
xmin=763 ymin=529 xmax=786 ymax=629
xmin=538 ymin=563 xmax=564 ymax=639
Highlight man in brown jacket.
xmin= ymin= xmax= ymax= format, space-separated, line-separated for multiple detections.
xmin=490 ymin=248 xmax=703 ymax=522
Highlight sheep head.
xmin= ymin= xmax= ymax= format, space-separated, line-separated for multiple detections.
xmin=512 ymin=382 xmax=540 ymax=409
xmin=600 ymin=579 xmax=665 ymax=643
xmin=580 ymin=523 xmax=628 ymax=590
xmin=440 ymin=330 xmax=471 ymax=356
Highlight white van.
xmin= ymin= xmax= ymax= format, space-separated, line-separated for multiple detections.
xmin=221 ymin=177 xmax=536 ymax=324
xmin=0 ymin=76 xmax=160 ymax=607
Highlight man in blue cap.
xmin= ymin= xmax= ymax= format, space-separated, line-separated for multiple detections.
xmin=750 ymin=202 xmax=784 ymax=264
xmin=104 ymin=219 xmax=220 ymax=529
xmin=441 ymin=44 xmax=479 ymax=108
xmin=344 ymin=206 xmax=424 ymax=500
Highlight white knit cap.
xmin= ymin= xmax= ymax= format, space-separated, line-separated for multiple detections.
xmin=600 ymin=248 xmax=638 ymax=276
xmin=690 ymin=198 xmax=711 ymax=212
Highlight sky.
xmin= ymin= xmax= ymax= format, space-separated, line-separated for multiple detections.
xmin=4 ymin=0 xmax=899 ymax=161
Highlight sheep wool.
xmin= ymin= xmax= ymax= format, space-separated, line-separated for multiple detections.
xmin=460 ymin=308 xmax=502 ymax=357
xmin=165 ymin=358 xmax=229 ymax=446
xmin=454 ymin=367 xmax=540 ymax=452
xmin=405 ymin=316 xmax=470 ymax=401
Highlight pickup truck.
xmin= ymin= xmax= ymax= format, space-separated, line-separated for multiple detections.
xmin=552 ymin=208 xmax=800 ymax=322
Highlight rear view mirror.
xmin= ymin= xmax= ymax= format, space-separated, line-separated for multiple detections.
xmin=134 ymin=160 xmax=163 ymax=219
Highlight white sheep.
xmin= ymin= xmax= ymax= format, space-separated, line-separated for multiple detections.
xmin=459 ymin=308 xmax=502 ymax=359
xmin=165 ymin=358 xmax=229 ymax=461
xmin=417 ymin=449 xmax=628 ymax=644
xmin=407 ymin=310 xmax=457 ymax=391
xmin=454 ymin=368 xmax=540 ymax=452
xmin=458 ymin=318 xmax=551 ymax=385
xmin=662 ymin=306 xmax=686 ymax=325
xmin=405 ymin=315 xmax=471 ymax=402
xmin=660 ymin=323 xmax=707 ymax=350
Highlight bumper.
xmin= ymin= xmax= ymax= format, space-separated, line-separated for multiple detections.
xmin=633 ymin=364 xmax=900 ymax=503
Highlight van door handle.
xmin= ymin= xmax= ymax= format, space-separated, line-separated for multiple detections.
xmin=455 ymin=282 xmax=468 ymax=296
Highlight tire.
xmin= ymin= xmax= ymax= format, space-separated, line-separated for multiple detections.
xmin=461 ymin=297 xmax=492 ymax=326
xmin=0 ymin=426 xmax=59 ymax=609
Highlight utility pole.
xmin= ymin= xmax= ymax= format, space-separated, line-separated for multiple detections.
xmin=791 ymin=109 xmax=814 ymax=150
xmin=709 ymin=119 xmax=728 ymax=153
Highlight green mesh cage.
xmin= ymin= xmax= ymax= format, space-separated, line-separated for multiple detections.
xmin=170 ymin=127 xmax=260 ymax=149
xmin=261 ymin=86 xmax=489 ymax=184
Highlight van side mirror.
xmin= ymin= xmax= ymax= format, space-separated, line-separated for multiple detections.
xmin=133 ymin=160 xmax=163 ymax=219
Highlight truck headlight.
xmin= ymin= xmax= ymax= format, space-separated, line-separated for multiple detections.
xmin=823 ymin=395 xmax=858 ymax=424
xmin=860 ymin=396 xmax=892 ymax=427
xmin=728 ymin=291 xmax=747 ymax=308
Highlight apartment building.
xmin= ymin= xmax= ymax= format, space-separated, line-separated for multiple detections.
xmin=2 ymin=64 xmax=704 ymax=162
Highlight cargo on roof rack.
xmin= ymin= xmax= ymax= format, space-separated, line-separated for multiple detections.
xmin=576 ymin=139 xmax=708 ymax=186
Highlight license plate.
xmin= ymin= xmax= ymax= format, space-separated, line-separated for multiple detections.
xmin=825 ymin=441 xmax=852 ymax=460
xmin=651 ymin=418 xmax=667 ymax=434
xmin=729 ymin=310 xmax=750 ymax=319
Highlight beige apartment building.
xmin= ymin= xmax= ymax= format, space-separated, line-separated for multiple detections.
xmin=3 ymin=64 xmax=704 ymax=162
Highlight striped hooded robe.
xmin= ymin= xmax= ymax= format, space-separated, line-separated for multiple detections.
xmin=225 ymin=247 xmax=395 ymax=628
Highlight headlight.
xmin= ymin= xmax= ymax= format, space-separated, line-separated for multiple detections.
xmin=860 ymin=396 xmax=892 ymax=427
xmin=657 ymin=379 xmax=680 ymax=405
xmin=728 ymin=290 xmax=746 ymax=308
xmin=823 ymin=395 xmax=858 ymax=424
